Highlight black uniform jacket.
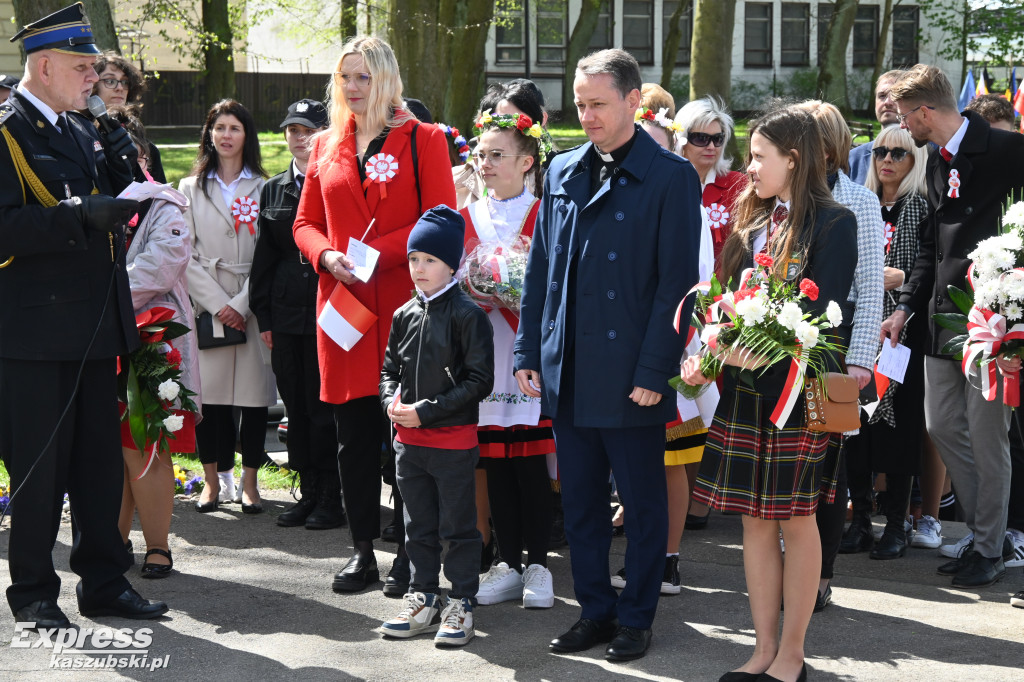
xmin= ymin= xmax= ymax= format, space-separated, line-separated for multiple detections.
xmin=0 ymin=90 xmax=137 ymax=361
xmin=250 ymin=165 xmax=319 ymax=335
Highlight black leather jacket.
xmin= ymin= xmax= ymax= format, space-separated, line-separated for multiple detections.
xmin=380 ymin=283 xmax=494 ymax=428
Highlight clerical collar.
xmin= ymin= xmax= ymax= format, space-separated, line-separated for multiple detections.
xmin=593 ymin=130 xmax=636 ymax=166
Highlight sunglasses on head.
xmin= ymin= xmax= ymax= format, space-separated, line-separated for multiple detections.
xmin=871 ymin=146 xmax=910 ymax=162
xmin=688 ymin=131 xmax=726 ymax=148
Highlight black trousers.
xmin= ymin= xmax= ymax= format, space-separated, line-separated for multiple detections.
xmin=482 ymin=455 xmax=554 ymax=568
xmin=0 ymin=358 xmax=131 ymax=612
xmin=817 ymin=436 xmax=848 ymax=581
xmin=334 ymin=396 xmax=384 ymax=543
xmin=196 ymin=404 xmax=268 ymax=470
xmin=1009 ymin=412 xmax=1024 ymax=532
xmin=271 ymin=332 xmax=338 ymax=477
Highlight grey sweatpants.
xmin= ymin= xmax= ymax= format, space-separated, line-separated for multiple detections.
xmin=394 ymin=440 xmax=482 ymax=599
xmin=924 ymin=356 xmax=1011 ymax=558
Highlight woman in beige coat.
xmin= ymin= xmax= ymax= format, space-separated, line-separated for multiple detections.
xmin=182 ymin=100 xmax=275 ymax=514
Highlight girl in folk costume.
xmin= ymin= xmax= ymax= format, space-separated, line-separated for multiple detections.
xmin=462 ymin=112 xmax=556 ymax=609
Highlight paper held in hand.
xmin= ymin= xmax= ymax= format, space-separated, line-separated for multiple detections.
xmin=876 ymin=342 xmax=911 ymax=384
xmin=346 ymin=237 xmax=380 ymax=283
xmin=117 ymin=180 xmax=178 ymax=203
xmin=317 ymin=282 xmax=377 ymax=351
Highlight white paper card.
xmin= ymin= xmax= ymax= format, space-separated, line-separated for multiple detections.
xmin=346 ymin=237 xmax=380 ymax=283
xmin=117 ymin=181 xmax=176 ymax=203
xmin=877 ymin=342 xmax=911 ymax=384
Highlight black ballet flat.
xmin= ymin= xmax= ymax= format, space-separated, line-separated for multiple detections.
xmin=241 ymin=501 xmax=264 ymax=514
xmin=141 ymin=548 xmax=174 ymax=579
xmin=194 ymin=499 xmax=219 ymax=513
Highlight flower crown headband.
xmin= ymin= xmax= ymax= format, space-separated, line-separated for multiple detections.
xmin=474 ymin=110 xmax=553 ymax=163
xmin=635 ymin=107 xmax=684 ymax=134
xmin=437 ymin=123 xmax=470 ymax=163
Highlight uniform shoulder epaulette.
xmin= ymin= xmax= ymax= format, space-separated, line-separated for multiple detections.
xmin=541 ymin=143 xmax=583 ymax=170
xmin=0 ymin=104 xmax=14 ymax=129
xmin=66 ymin=109 xmax=93 ymax=126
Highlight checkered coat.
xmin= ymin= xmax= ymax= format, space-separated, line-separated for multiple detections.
xmin=832 ymin=171 xmax=885 ymax=370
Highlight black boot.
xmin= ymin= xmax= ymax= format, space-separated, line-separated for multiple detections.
xmin=839 ymin=507 xmax=874 ymax=554
xmin=870 ymin=477 xmax=910 ymax=560
xmin=305 ymin=471 xmax=347 ymax=530
xmin=277 ymin=471 xmax=317 ymax=527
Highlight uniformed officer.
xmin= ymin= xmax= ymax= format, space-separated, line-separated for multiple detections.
xmin=0 ymin=3 xmax=168 ymax=629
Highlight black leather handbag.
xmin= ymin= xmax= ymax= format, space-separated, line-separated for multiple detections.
xmin=196 ymin=311 xmax=246 ymax=349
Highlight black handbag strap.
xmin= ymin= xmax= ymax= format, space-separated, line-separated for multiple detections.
xmin=410 ymin=122 xmax=421 ymax=211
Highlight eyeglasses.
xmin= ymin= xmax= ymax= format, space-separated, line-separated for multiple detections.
xmin=472 ymin=150 xmax=526 ymax=166
xmin=98 ymin=77 xmax=130 ymax=90
xmin=687 ymin=132 xmax=726 ymax=148
xmin=335 ymin=72 xmax=371 ymax=86
xmin=871 ymin=146 xmax=910 ymax=162
xmin=137 ymin=154 xmax=149 ymax=167
xmin=895 ymin=104 xmax=933 ymax=124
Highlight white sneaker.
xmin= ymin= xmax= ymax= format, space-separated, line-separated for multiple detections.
xmin=1011 ymin=590 xmax=1024 ymax=608
xmin=218 ymin=471 xmax=236 ymax=503
xmin=1005 ymin=529 xmax=1024 ymax=568
xmin=939 ymin=531 xmax=974 ymax=558
xmin=476 ymin=562 xmax=523 ymax=605
xmin=435 ymin=597 xmax=474 ymax=646
xmin=610 ymin=567 xmax=627 ymax=589
xmin=912 ymin=515 xmax=942 ymax=549
xmin=378 ymin=592 xmax=444 ymax=638
xmin=522 ymin=564 xmax=554 ymax=609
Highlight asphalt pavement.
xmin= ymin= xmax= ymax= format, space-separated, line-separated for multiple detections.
xmin=1 ymin=458 xmax=1022 ymax=680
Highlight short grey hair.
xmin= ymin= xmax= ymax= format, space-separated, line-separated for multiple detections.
xmin=576 ymin=49 xmax=641 ymax=99
xmin=674 ymin=95 xmax=735 ymax=176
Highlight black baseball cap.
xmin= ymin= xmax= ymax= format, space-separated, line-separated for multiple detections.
xmin=280 ymin=99 xmax=328 ymax=129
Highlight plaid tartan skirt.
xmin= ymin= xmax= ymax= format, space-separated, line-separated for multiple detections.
xmin=693 ymin=383 xmax=831 ymax=520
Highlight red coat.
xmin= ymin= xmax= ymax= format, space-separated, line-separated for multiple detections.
xmin=703 ymin=170 xmax=747 ymax=264
xmin=293 ymin=117 xmax=457 ymax=404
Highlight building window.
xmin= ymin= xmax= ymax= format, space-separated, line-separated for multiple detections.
xmin=852 ymin=5 xmax=879 ymax=67
xmin=781 ymin=3 xmax=810 ymax=66
xmin=623 ymin=0 xmax=654 ymax=65
xmin=495 ymin=3 xmax=525 ymax=64
xmin=745 ymin=2 xmax=773 ymax=68
xmin=663 ymin=1 xmax=694 ymax=66
xmin=892 ymin=6 xmax=919 ymax=67
xmin=588 ymin=0 xmax=613 ymax=51
xmin=537 ymin=0 xmax=567 ymax=64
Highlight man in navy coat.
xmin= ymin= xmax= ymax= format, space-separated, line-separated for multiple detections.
xmin=513 ymin=49 xmax=701 ymax=661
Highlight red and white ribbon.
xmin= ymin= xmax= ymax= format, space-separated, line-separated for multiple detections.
xmin=962 ymin=305 xmax=1024 ymax=405
xmin=769 ymin=354 xmax=808 ymax=429
xmin=231 ymin=196 xmax=258 ymax=235
xmin=707 ymin=202 xmax=730 ymax=243
xmin=133 ymin=443 xmax=160 ymax=481
xmin=947 ymin=169 xmax=961 ymax=199
xmin=883 ymin=221 xmax=895 ymax=252
xmin=363 ymin=153 xmax=399 ymax=199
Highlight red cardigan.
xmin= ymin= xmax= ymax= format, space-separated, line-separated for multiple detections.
xmin=703 ymin=170 xmax=747 ymax=264
xmin=293 ymin=117 xmax=457 ymax=404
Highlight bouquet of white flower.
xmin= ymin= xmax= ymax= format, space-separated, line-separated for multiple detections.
xmin=671 ymin=253 xmax=847 ymax=428
xmin=459 ymin=236 xmax=531 ymax=312
xmin=935 ymin=199 xmax=1024 ymax=406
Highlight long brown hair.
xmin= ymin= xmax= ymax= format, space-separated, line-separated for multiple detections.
xmin=719 ymin=107 xmax=839 ymax=282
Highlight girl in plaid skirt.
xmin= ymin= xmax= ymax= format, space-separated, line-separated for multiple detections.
xmin=682 ymin=107 xmax=858 ymax=682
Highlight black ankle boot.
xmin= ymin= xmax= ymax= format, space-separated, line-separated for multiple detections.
xmin=277 ymin=471 xmax=317 ymax=527
xmin=870 ymin=483 xmax=910 ymax=560
xmin=839 ymin=510 xmax=874 ymax=554
xmin=305 ymin=472 xmax=347 ymax=530
xmin=870 ymin=523 xmax=908 ymax=559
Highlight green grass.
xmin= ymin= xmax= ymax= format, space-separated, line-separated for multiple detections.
xmin=0 ymin=454 xmax=296 ymax=493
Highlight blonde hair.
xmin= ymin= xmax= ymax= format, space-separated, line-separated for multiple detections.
xmin=794 ymin=100 xmax=851 ymax=176
xmin=318 ymin=36 xmax=413 ymax=169
xmin=889 ymin=64 xmax=957 ymax=111
xmin=674 ymin=95 xmax=736 ymax=176
xmin=864 ymin=125 xmax=928 ymax=199
xmin=640 ymin=82 xmax=676 ymax=118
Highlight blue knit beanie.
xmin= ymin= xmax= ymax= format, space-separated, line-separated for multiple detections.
xmin=407 ymin=205 xmax=465 ymax=271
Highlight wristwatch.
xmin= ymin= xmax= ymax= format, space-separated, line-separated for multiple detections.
xmin=895 ymin=303 xmax=913 ymax=315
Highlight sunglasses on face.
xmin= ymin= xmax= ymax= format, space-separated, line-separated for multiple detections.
xmin=687 ymin=131 xmax=726 ymax=148
xmin=872 ymin=146 xmax=910 ymax=162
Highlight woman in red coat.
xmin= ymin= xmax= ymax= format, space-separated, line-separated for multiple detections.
xmin=293 ymin=36 xmax=456 ymax=596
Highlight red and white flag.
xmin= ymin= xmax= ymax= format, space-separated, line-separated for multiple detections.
xmin=317 ymin=282 xmax=377 ymax=351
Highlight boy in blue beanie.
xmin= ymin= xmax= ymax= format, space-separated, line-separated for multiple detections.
xmin=377 ymin=205 xmax=495 ymax=646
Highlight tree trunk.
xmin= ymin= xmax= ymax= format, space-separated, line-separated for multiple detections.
xmin=959 ymin=0 xmax=969 ymax=89
xmin=340 ymin=0 xmax=358 ymax=42
xmin=440 ymin=0 xmax=494 ymax=128
xmin=202 ymin=0 xmax=235 ymax=103
xmin=660 ymin=0 xmax=691 ymax=91
xmin=389 ymin=0 xmax=443 ymax=115
xmin=83 ymin=0 xmax=120 ymax=53
xmin=689 ymin=0 xmax=736 ymax=104
xmin=563 ymin=0 xmax=603 ymax=114
xmin=12 ymin=0 xmax=64 ymax=25
xmin=868 ymin=0 xmax=894 ymax=105
xmin=816 ymin=0 xmax=859 ymax=116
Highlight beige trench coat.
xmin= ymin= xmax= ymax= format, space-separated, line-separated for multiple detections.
xmin=181 ymin=173 xmax=276 ymax=408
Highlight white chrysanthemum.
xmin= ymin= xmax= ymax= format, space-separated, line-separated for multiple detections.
xmin=1004 ymin=302 xmax=1023 ymax=320
xmin=777 ymin=301 xmax=803 ymax=330
xmin=157 ymin=379 xmax=180 ymax=402
xmin=993 ymin=248 xmax=1017 ymax=272
xmin=735 ymin=295 xmax=768 ymax=326
xmin=826 ymin=300 xmax=843 ymax=327
xmin=1003 ymin=202 xmax=1024 ymax=229
xmin=975 ymin=279 xmax=1002 ymax=309
xmin=795 ymin=321 xmax=819 ymax=349
xmin=996 ymin=230 xmax=1023 ymax=252
xmin=1001 ymin=275 xmax=1024 ymax=303
xmin=163 ymin=414 xmax=184 ymax=432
